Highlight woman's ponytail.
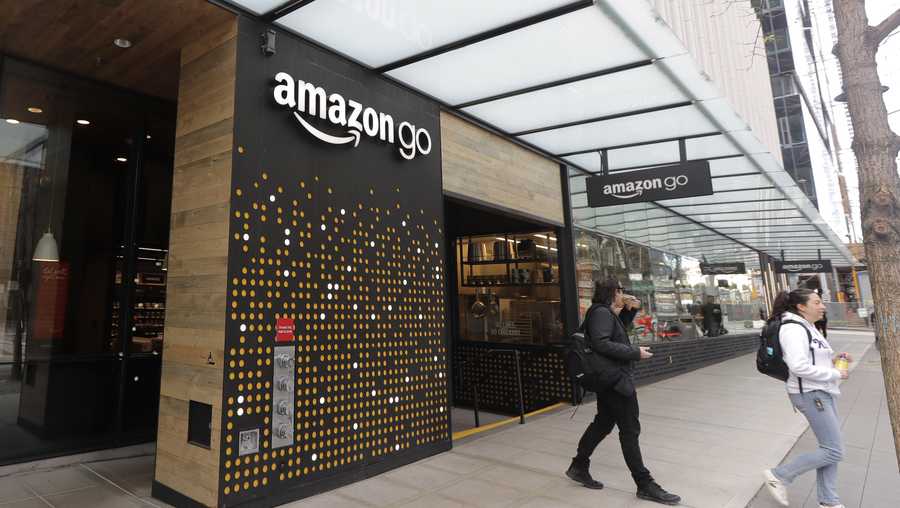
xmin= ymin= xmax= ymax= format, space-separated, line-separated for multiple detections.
xmin=769 ymin=291 xmax=790 ymax=321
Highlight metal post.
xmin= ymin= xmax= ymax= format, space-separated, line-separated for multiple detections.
xmin=472 ymin=380 xmax=480 ymax=428
xmin=514 ymin=350 xmax=525 ymax=424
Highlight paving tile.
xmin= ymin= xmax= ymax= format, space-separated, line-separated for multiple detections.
xmin=0 ymin=477 xmax=36 ymax=505
xmin=473 ymin=464 xmax=558 ymax=494
xmin=436 ymin=478 xmax=527 ymax=508
xmin=19 ymin=466 xmax=102 ymax=496
xmin=44 ymin=484 xmax=147 ymax=508
xmin=0 ymin=499 xmax=49 ymax=508
xmin=279 ymin=492 xmax=371 ymax=508
xmin=452 ymin=440 xmax=527 ymax=463
xmin=383 ymin=463 xmax=463 ymax=491
xmin=336 ymin=476 xmax=422 ymax=507
xmin=396 ymin=493 xmax=468 ymax=508
xmin=421 ymin=452 xmax=493 ymax=475
xmin=84 ymin=456 xmax=155 ymax=482
xmin=539 ymin=478 xmax=637 ymax=508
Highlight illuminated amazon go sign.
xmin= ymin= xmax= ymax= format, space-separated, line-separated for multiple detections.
xmin=586 ymin=160 xmax=713 ymax=207
xmin=272 ymin=72 xmax=432 ymax=160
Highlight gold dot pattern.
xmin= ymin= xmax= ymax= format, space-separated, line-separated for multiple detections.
xmin=222 ymin=173 xmax=449 ymax=501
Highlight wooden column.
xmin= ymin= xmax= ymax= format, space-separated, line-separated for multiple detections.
xmin=153 ymin=19 xmax=237 ymax=507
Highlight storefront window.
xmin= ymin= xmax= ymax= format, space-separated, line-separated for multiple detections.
xmin=0 ymin=57 xmax=173 ymax=464
xmin=456 ymin=232 xmax=563 ymax=345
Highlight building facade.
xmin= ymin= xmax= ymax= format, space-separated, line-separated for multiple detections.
xmin=0 ymin=1 xmax=858 ymax=506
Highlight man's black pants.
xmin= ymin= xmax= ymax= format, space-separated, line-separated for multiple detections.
xmin=573 ymin=388 xmax=653 ymax=486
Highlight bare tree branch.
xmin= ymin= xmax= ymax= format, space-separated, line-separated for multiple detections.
xmin=874 ymin=8 xmax=900 ymax=43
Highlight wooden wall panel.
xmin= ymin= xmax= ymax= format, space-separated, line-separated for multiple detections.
xmin=153 ymin=18 xmax=236 ymax=508
xmin=440 ymin=112 xmax=564 ymax=225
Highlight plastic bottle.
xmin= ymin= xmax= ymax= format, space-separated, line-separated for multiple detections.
xmin=835 ymin=353 xmax=849 ymax=372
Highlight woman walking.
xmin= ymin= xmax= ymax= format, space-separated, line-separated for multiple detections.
xmin=763 ymin=289 xmax=852 ymax=508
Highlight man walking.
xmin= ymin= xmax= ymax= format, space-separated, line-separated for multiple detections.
xmin=565 ymin=277 xmax=681 ymax=505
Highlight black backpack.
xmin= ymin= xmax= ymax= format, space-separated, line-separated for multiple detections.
xmin=565 ymin=304 xmax=605 ymax=392
xmin=757 ymin=318 xmax=813 ymax=386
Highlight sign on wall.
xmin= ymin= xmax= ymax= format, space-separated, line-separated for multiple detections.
xmin=586 ymin=160 xmax=713 ymax=207
xmin=272 ymin=72 xmax=433 ymax=160
xmin=700 ymin=262 xmax=746 ymax=275
xmin=774 ymin=259 xmax=833 ymax=273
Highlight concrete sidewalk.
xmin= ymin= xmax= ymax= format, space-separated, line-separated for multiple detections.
xmin=749 ymin=332 xmax=899 ymax=508
xmin=281 ymin=330 xmax=873 ymax=508
xmin=0 ymin=330 xmax=880 ymax=508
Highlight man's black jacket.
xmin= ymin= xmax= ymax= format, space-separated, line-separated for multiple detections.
xmin=583 ymin=305 xmax=641 ymax=396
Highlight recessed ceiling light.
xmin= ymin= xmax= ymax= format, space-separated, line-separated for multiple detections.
xmin=76 ymin=119 xmax=90 ymax=125
xmin=145 ymin=134 xmax=151 ymax=140
xmin=27 ymin=107 xmax=43 ymax=114
xmin=116 ymin=156 xmax=128 ymax=163
xmin=5 ymin=118 xmax=20 ymax=124
xmin=114 ymin=38 xmax=132 ymax=48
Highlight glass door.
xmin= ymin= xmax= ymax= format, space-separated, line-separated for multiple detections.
xmin=0 ymin=57 xmax=175 ymax=464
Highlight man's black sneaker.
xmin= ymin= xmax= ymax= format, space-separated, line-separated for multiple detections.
xmin=636 ymin=481 xmax=681 ymax=505
xmin=565 ymin=461 xmax=603 ymax=489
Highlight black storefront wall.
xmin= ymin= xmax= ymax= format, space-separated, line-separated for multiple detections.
xmin=218 ymin=18 xmax=450 ymax=507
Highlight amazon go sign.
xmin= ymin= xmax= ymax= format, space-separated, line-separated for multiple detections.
xmin=272 ymin=72 xmax=432 ymax=160
xmin=586 ymin=160 xmax=713 ymax=207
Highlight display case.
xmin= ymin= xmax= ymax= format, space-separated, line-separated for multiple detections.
xmin=455 ymin=233 xmax=563 ymax=345
xmin=109 ymin=249 xmax=167 ymax=353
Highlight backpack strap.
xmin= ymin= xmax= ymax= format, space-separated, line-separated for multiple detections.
xmin=782 ymin=320 xmax=814 ymax=393
xmin=578 ymin=303 xmax=603 ymax=337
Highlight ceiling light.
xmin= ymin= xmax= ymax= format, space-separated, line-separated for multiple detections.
xmin=5 ymin=118 xmax=20 ymax=124
xmin=116 ymin=156 xmax=128 ymax=162
xmin=76 ymin=119 xmax=90 ymax=125
xmin=145 ymin=134 xmax=151 ymax=140
xmin=27 ymin=107 xmax=43 ymax=114
xmin=114 ymin=38 xmax=132 ymax=48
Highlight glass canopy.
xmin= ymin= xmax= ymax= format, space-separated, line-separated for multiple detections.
xmin=222 ymin=0 xmax=856 ymax=267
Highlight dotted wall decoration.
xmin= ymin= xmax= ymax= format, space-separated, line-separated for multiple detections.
xmin=221 ymin=172 xmax=449 ymax=504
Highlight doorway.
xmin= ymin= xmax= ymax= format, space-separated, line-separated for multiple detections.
xmin=444 ymin=198 xmax=573 ymax=438
xmin=0 ymin=57 xmax=176 ymax=464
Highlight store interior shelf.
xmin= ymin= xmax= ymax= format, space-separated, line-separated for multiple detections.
xmin=462 ymin=258 xmax=552 ymax=266
xmin=461 ymin=282 xmax=558 ymax=288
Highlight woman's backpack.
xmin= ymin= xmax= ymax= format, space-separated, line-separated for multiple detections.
xmin=756 ymin=318 xmax=812 ymax=382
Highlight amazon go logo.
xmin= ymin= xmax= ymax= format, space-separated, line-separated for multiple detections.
xmin=272 ymin=72 xmax=432 ymax=160
xmin=601 ymin=174 xmax=689 ymax=199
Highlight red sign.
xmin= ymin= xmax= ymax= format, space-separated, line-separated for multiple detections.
xmin=275 ymin=318 xmax=295 ymax=343
xmin=33 ymin=261 xmax=70 ymax=342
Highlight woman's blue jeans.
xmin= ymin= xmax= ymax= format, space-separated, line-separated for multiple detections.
xmin=773 ymin=390 xmax=844 ymax=506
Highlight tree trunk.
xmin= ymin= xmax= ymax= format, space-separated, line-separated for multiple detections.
xmin=833 ymin=0 xmax=900 ymax=468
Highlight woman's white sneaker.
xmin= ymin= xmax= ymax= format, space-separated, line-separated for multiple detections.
xmin=763 ymin=469 xmax=789 ymax=506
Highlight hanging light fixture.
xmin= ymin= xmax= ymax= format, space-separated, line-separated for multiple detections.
xmin=33 ymin=230 xmax=59 ymax=262
xmin=33 ymin=164 xmax=60 ymax=262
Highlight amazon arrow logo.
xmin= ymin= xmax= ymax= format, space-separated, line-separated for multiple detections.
xmin=273 ymin=72 xmax=432 ymax=160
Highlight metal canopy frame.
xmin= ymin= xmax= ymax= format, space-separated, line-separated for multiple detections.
xmin=220 ymin=0 xmax=856 ymax=267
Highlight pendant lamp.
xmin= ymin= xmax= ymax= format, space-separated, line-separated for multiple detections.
xmin=33 ymin=151 xmax=60 ymax=262
xmin=33 ymin=230 xmax=59 ymax=262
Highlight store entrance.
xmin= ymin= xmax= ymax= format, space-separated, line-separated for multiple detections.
xmin=0 ymin=57 xmax=175 ymax=464
xmin=0 ymin=0 xmax=234 ymax=465
xmin=444 ymin=198 xmax=573 ymax=437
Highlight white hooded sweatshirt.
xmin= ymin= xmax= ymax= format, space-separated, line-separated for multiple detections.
xmin=779 ymin=311 xmax=842 ymax=395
